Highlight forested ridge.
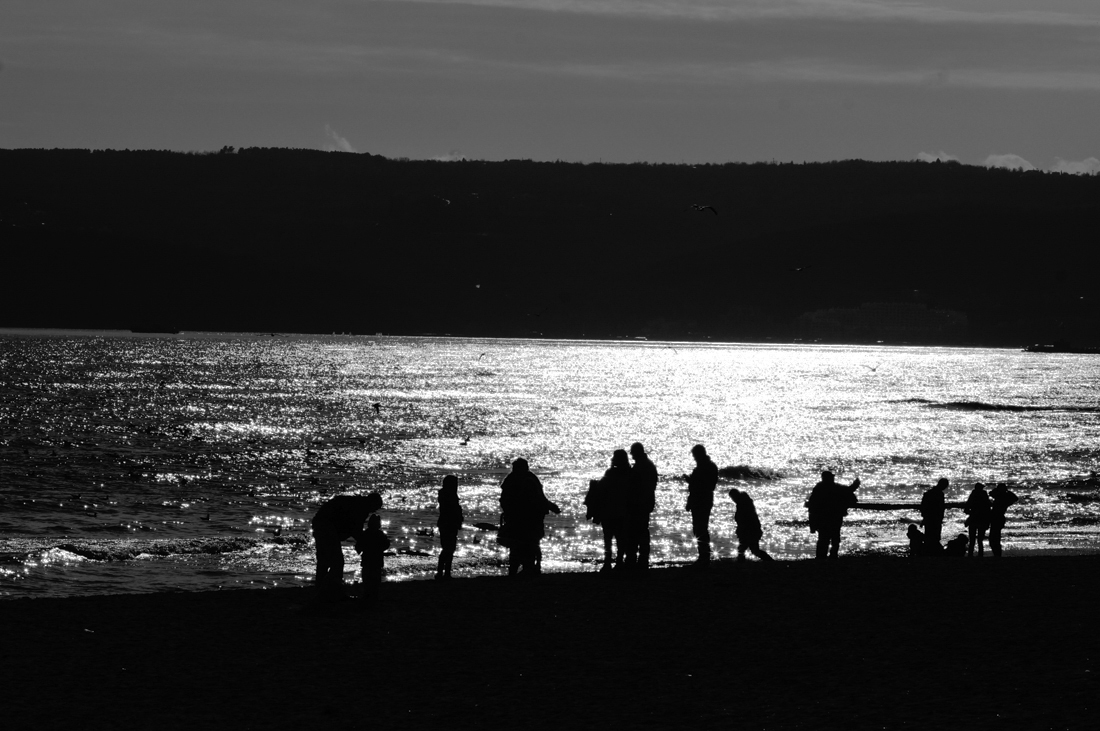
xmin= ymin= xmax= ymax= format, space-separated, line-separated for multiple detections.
xmin=3 ymin=148 xmax=1098 ymax=345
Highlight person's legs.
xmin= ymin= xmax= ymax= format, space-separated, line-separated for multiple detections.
xmin=692 ymin=508 xmax=711 ymax=564
xmin=827 ymin=524 xmax=842 ymax=559
xmin=621 ymin=518 xmax=637 ymax=567
xmin=314 ymin=533 xmax=345 ymax=599
xmin=967 ymin=526 xmax=977 ymax=557
xmin=749 ymin=539 xmax=773 ymax=561
xmin=975 ymin=527 xmax=987 ymax=557
xmin=815 ymin=531 xmax=830 ymax=559
xmin=601 ymin=524 xmax=615 ymax=570
xmin=438 ymin=533 xmax=457 ymax=578
xmin=926 ymin=523 xmax=942 ymax=546
xmin=635 ymin=514 xmax=651 ymax=568
xmin=989 ymin=523 xmax=1003 ymax=558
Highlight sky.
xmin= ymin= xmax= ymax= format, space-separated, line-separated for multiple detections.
xmin=3 ymin=0 xmax=1100 ymax=169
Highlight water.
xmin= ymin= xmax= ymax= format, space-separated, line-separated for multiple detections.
xmin=2 ymin=330 xmax=1098 ymax=599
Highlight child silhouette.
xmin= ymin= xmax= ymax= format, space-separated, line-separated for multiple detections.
xmin=356 ymin=513 xmax=390 ymax=605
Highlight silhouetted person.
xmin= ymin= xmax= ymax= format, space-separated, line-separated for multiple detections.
xmin=943 ymin=533 xmax=969 ymax=557
xmin=964 ymin=483 xmax=992 ymax=557
xmin=436 ymin=475 xmax=463 ymax=580
xmin=988 ymin=483 xmax=1019 ymax=558
xmin=311 ymin=492 xmax=383 ymax=601
xmin=907 ymin=524 xmax=925 ymax=556
xmin=804 ymin=471 xmax=860 ymax=559
xmin=683 ymin=444 xmax=718 ymax=567
xmin=499 ymin=458 xmax=560 ymax=578
xmin=585 ymin=449 xmax=630 ymax=571
xmin=356 ymin=513 xmax=390 ymax=605
xmin=626 ymin=442 xmax=658 ymax=568
xmin=920 ymin=478 xmax=950 ymax=549
xmin=728 ymin=488 xmax=773 ymax=561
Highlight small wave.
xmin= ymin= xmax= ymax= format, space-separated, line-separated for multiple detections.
xmin=53 ymin=537 xmax=265 ymax=562
xmin=718 ymin=465 xmax=782 ymax=480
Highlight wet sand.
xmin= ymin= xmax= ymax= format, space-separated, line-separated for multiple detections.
xmin=3 ymin=554 xmax=1097 ymax=730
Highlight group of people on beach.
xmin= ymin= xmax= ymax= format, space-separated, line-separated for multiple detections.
xmin=908 ymin=478 xmax=1019 ymax=558
xmin=582 ymin=442 xmax=772 ymax=573
xmin=309 ymin=447 xmax=1021 ymax=599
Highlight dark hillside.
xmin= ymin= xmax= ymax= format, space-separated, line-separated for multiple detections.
xmin=2 ymin=149 xmax=1098 ymax=345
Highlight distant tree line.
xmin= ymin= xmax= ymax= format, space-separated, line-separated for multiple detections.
xmin=2 ymin=148 xmax=1098 ymax=346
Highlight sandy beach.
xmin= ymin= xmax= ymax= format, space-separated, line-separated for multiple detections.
xmin=3 ymin=553 xmax=1097 ymax=730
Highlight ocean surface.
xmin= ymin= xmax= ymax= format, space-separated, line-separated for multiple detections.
xmin=2 ymin=330 xmax=1098 ymax=599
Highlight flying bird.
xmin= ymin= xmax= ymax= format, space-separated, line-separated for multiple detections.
xmin=689 ymin=204 xmax=718 ymax=215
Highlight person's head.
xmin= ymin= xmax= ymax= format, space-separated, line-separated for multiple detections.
xmin=360 ymin=492 xmax=383 ymax=513
xmin=728 ymin=487 xmax=742 ymax=502
xmin=936 ymin=477 xmax=950 ymax=492
xmin=907 ymin=524 xmax=922 ymax=539
xmin=821 ymin=470 xmax=835 ymax=483
xmin=973 ymin=482 xmax=986 ymax=492
xmin=629 ymin=442 xmax=646 ymax=460
xmin=441 ymin=474 xmax=458 ymax=491
xmin=511 ymin=457 xmax=529 ymax=473
xmin=611 ymin=449 xmax=630 ymax=469
xmin=367 ymin=514 xmax=381 ymax=530
xmin=691 ymin=444 xmax=707 ymax=463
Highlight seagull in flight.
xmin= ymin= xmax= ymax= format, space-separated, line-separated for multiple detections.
xmin=689 ymin=204 xmax=718 ymax=215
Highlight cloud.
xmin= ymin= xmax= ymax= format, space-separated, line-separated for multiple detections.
xmin=983 ymin=154 xmax=1034 ymax=171
xmin=916 ymin=151 xmax=959 ymax=163
xmin=324 ymin=124 xmax=356 ymax=152
xmin=1051 ymin=157 xmax=1100 ymax=175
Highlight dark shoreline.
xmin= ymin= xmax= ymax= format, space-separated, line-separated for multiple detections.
xmin=3 ymin=554 xmax=1097 ymax=730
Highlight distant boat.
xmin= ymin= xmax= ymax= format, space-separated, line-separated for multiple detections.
xmin=1023 ymin=341 xmax=1100 ymax=355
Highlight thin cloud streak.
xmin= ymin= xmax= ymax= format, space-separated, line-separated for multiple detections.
xmin=400 ymin=0 xmax=1100 ymax=27
xmin=6 ymin=2 xmax=1100 ymax=90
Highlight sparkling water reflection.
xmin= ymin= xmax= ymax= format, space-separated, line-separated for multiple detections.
xmin=1 ymin=331 xmax=1098 ymax=598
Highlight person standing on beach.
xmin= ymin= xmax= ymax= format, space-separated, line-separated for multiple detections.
xmin=499 ymin=458 xmax=560 ymax=577
xmin=728 ymin=488 xmax=773 ymax=561
xmin=435 ymin=475 xmax=463 ymax=580
xmin=355 ymin=513 xmax=390 ymax=605
xmin=804 ymin=471 xmax=860 ymax=559
xmin=683 ymin=444 xmax=718 ymax=567
xmin=964 ymin=483 xmax=992 ymax=557
xmin=920 ymin=478 xmax=950 ymax=549
xmin=311 ymin=492 xmax=383 ymax=600
xmin=988 ymin=483 xmax=1019 ymax=558
xmin=586 ymin=449 xmax=630 ymax=571
xmin=626 ymin=442 xmax=658 ymax=569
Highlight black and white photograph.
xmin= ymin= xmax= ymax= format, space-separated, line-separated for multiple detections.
xmin=2 ymin=2 xmax=1099 ymax=729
